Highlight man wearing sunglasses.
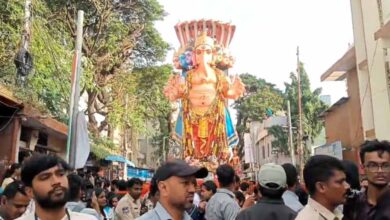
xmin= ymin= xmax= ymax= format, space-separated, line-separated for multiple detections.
xmin=343 ymin=140 xmax=390 ymax=220
xmin=0 ymin=181 xmax=30 ymax=220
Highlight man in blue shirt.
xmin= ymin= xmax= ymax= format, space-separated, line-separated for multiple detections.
xmin=281 ymin=163 xmax=303 ymax=212
xmin=205 ymin=164 xmax=240 ymax=220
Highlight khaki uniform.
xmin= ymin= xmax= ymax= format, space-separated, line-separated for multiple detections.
xmin=115 ymin=193 xmax=141 ymax=220
xmin=295 ymin=198 xmax=343 ymax=220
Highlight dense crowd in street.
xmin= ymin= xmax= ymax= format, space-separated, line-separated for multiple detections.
xmin=0 ymin=140 xmax=388 ymax=220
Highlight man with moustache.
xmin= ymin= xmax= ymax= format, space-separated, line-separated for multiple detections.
xmin=343 ymin=140 xmax=390 ymax=220
xmin=0 ymin=181 xmax=30 ymax=220
xmin=16 ymin=154 xmax=96 ymax=220
xmin=137 ymin=159 xmax=208 ymax=220
xmin=295 ymin=155 xmax=350 ymax=220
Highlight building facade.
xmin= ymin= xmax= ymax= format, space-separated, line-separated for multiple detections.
xmin=350 ymin=0 xmax=390 ymax=140
xmin=320 ymin=1 xmax=390 ymax=164
xmin=248 ymin=116 xmax=293 ymax=166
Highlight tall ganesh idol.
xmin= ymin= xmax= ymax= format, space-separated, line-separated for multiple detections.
xmin=164 ymin=20 xmax=245 ymax=167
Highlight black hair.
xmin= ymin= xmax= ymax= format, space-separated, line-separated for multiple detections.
xmin=149 ymin=176 xmax=159 ymax=197
xmin=360 ymin=140 xmax=390 ymax=164
xmin=341 ymin=160 xmax=360 ymax=190
xmin=111 ymin=179 xmax=118 ymax=187
xmin=94 ymin=188 xmax=105 ymax=198
xmin=234 ymin=191 xmax=245 ymax=207
xmin=21 ymin=154 xmax=70 ymax=187
xmin=87 ymin=188 xmax=106 ymax=215
xmin=117 ymin=180 xmax=127 ymax=191
xmin=128 ymin=178 xmax=143 ymax=189
xmin=107 ymin=193 xmax=118 ymax=207
xmin=67 ymin=173 xmax=85 ymax=201
xmin=216 ymin=164 xmax=235 ymax=187
xmin=295 ymin=185 xmax=308 ymax=205
xmin=303 ymin=155 xmax=345 ymax=195
xmin=103 ymin=179 xmax=110 ymax=188
xmin=282 ymin=163 xmax=298 ymax=188
xmin=2 ymin=180 xmax=27 ymax=199
xmin=259 ymin=183 xmax=285 ymax=199
xmin=18 ymin=151 xmax=32 ymax=164
xmin=239 ymin=182 xmax=250 ymax=192
xmin=4 ymin=163 xmax=21 ymax=179
xmin=202 ymin=180 xmax=217 ymax=194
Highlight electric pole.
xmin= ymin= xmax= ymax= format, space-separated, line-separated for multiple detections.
xmin=297 ymin=46 xmax=304 ymax=180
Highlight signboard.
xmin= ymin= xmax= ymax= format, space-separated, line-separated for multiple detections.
xmin=314 ymin=141 xmax=343 ymax=160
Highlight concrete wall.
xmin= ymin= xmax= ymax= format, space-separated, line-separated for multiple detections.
xmin=47 ymin=135 xmax=67 ymax=159
xmin=350 ymin=0 xmax=390 ymax=140
xmin=345 ymin=69 xmax=365 ymax=148
xmin=250 ymin=116 xmax=292 ymax=165
xmin=324 ymin=69 xmax=364 ymax=151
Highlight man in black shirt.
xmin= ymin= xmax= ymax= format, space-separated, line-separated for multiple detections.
xmin=343 ymin=140 xmax=390 ymax=220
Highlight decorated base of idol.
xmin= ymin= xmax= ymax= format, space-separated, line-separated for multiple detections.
xmin=164 ymin=20 xmax=245 ymax=174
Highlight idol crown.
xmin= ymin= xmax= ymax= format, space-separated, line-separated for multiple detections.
xmin=195 ymin=32 xmax=215 ymax=48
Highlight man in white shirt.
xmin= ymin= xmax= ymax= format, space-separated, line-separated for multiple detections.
xmin=16 ymin=154 xmax=96 ymax=220
xmin=281 ymin=163 xmax=303 ymax=212
xmin=296 ymin=155 xmax=350 ymax=220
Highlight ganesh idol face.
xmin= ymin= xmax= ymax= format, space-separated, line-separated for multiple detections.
xmin=195 ymin=44 xmax=213 ymax=67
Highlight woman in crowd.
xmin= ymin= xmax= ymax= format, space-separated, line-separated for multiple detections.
xmin=88 ymin=188 xmax=114 ymax=220
xmin=1 ymin=163 xmax=21 ymax=189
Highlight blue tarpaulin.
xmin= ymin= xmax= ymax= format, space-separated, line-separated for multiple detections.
xmin=105 ymin=155 xmax=135 ymax=167
xmin=127 ymin=166 xmax=153 ymax=181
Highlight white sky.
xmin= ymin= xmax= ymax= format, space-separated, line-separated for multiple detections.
xmin=155 ymin=0 xmax=354 ymax=104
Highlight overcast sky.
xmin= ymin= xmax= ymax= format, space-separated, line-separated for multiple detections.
xmin=155 ymin=0 xmax=354 ymax=104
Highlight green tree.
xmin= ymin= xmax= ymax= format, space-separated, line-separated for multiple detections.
xmin=0 ymin=0 xmax=73 ymax=122
xmin=233 ymin=73 xmax=284 ymax=156
xmin=284 ymin=62 xmax=328 ymax=159
xmin=0 ymin=0 xmax=171 ymax=158
xmin=268 ymin=125 xmax=289 ymax=155
xmin=49 ymin=0 xmax=170 ymax=136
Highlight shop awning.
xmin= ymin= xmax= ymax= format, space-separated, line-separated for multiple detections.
xmin=105 ymin=155 xmax=135 ymax=167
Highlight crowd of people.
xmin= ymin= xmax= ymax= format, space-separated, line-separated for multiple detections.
xmin=0 ymin=139 xmax=388 ymax=220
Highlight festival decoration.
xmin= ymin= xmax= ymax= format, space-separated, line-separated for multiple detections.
xmin=164 ymin=20 xmax=245 ymax=172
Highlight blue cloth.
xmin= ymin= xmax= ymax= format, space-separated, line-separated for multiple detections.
xmin=174 ymin=108 xmax=238 ymax=149
xmin=282 ymin=190 xmax=304 ymax=212
xmin=105 ymin=155 xmax=135 ymax=167
xmin=136 ymin=202 xmax=192 ymax=220
xmin=205 ymin=188 xmax=240 ymax=220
